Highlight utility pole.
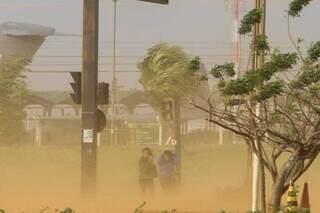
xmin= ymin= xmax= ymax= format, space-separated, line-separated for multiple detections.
xmin=82 ymin=0 xmax=99 ymax=196
xmin=109 ymin=0 xmax=168 ymax=146
xmin=232 ymin=0 xmax=242 ymax=145
xmin=111 ymin=0 xmax=119 ymax=146
xmin=251 ymin=0 xmax=266 ymax=212
xmin=174 ymin=97 xmax=181 ymax=181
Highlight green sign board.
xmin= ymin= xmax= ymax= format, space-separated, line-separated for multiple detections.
xmin=128 ymin=123 xmax=159 ymax=144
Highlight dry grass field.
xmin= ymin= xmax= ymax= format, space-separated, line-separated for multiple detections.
xmin=0 ymin=144 xmax=318 ymax=212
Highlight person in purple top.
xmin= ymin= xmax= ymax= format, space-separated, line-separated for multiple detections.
xmin=157 ymin=149 xmax=180 ymax=192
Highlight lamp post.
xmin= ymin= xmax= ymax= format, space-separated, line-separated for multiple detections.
xmin=110 ymin=0 xmax=118 ymax=146
xmin=110 ymin=0 xmax=169 ymax=146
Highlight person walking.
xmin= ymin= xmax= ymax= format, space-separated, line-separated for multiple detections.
xmin=157 ymin=150 xmax=180 ymax=193
xmin=138 ymin=147 xmax=157 ymax=198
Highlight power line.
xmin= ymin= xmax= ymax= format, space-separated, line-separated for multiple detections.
xmin=43 ymin=39 xmax=317 ymax=45
xmin=29 ymin=62 xmax=139 ymax=66
xmin=25 ymin=69 xmax=301 ymax=74
xmin=32 ymin=54 xmax=246 ymax=58
xmin=26 ymin=70 xmax=140 ymax=73
xmin=29 ymin=59 xmax=249 ymax=66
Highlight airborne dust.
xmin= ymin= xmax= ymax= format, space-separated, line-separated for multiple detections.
xmin=0 ymin=142 xmax=319 ymax=212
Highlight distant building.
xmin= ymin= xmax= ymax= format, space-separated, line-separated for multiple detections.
xmin=0 ymin=21 xmax=55 ymax=58
xmin=24 ymin=90 xmax=209 ymax=146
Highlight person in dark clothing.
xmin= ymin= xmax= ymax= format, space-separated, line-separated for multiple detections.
xmin=157 ymin=150 xmax=180 ymax=193
xmin=139 ymin=147 xmax=157 ymax=198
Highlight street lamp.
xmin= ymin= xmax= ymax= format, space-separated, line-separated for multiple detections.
xmin=110 ymin=0 xmax=169 ymax=146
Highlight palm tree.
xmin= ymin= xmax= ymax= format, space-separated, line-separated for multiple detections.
xmin=139 ymin=43 xmax=200 ymax=105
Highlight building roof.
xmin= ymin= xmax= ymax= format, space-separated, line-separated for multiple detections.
xmin=0 ymin=22 xmax=55 ymax=36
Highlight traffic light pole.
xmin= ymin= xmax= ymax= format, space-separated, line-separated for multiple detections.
xmin=82 ymin=0 xmax=99 ymax=197
xmin=79 ymin=0 xmax=167 ymax=197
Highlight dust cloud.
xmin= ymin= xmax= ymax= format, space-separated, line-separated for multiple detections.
xmin=0 ymin=144 xmax=318 ymax=212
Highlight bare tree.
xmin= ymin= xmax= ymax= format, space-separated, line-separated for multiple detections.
xmin=191 ymin=1 xmax=320 ymax=212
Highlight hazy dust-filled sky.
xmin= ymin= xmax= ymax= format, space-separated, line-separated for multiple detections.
xmin=1 ymin=0 xmax=320 ymax=91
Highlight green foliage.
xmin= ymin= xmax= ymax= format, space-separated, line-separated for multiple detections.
xmin=256 ymin=63 xmax=277 ymax=81
xmin=211 ymin=63 xmax=235 ymax=80
xmin=270 ymin=112 xmax=282 ymax=123
xmin=0 ymin=55 xmax=30 ymax=144
xmin=288 ymin=0 xmax=313 ymax=17
xmin=290 ymin=67 xmax=320 ymax=89
xmin=271 ymin=50 xmax=298 ymax=70
xmin=239 ymin=9 xmax=262 ymax=35
xmin=220 ymin=78 xmax=255 ymax=96
xmin=253 ymin=81 xmax=285 ymax=102
xmin=286 ymin=103 xmax=300 ymax=114
xmin=138 ymin=43 xmax=191 ymax=97
xmin=309 ymin=84 xmax=320 ymax=96
xmin=255 ymin=34 xmax=270 ymax=51
xmin=307 ymin=41 xmax=320 ymax=62
xmin=187 ymin=56 xmax=201 ymax=73
xmin=214 ymin=50 xmax=297 ymax=98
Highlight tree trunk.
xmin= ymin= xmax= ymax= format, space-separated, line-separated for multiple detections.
xmin=259 ymin=153 xmax=267 ymax=212
xmin=268 ymin=156 xmax=299 ymax=213
xmin=268 ymin=174 xmax=286 ymax=213
xmin=256 ymin=140 xmax=267 ymax=212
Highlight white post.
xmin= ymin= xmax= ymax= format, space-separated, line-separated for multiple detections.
xmin=97 ymin=133 xmax=101 ymax=147
xmin=156 ymin=116 xmax=163 ymax=146
xmin=252 ymin=105 xmax=261 ymax=211
xmin=252 ymin=150 xmax=260 ymax=212
xmin=36 ymin=127 xmax=41 ymax=147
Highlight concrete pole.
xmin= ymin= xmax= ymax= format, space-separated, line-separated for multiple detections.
xmin=251 ymin=0 xmax=266 ymax=212
xmin=81 ymin=0 xmax=99 ymax=197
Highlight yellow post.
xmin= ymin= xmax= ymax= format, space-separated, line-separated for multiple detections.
xmin=286 ymin=181 xmax=299 ymax=212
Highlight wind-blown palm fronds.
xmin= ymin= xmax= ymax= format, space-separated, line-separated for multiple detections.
xmin=139 ymin=43 xmax=200 ymax=103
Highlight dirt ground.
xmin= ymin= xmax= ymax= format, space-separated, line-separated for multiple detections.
xmin=0 ymin=144 xmax=318 ymax=212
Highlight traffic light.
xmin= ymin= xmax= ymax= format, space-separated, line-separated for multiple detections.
xmin=138 ymin=0 xmax=169 ymax=4
xmin=161 ymin=101 xmax=174 ymax=121
xmin=98 ymin=82 xmax=109 ymax=105
xmin=70 ymin=72 xmax=82 ymax=104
